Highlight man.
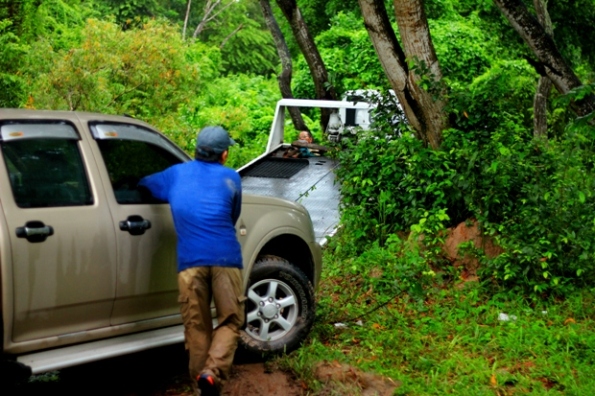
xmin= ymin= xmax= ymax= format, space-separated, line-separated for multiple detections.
xmin=139 ymin=126 xmax=244 ymax=396
xmin=284 ymin=130 xmax=327 ymax=158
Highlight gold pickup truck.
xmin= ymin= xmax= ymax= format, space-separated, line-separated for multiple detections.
xmin=0 ymin=109 xmax=322 ymax=383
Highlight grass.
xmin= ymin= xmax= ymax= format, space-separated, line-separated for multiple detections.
xmin=278 ymin=246 xmax=595 ymax=395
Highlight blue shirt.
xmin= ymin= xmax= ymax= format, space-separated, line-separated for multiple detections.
xmin=139 ymin=160 xmax=243 ymax=272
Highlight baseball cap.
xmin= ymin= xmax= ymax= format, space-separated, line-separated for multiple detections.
xmin=197 ymin=126 xmax=236 ymax=154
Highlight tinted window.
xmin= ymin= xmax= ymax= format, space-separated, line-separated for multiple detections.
xmin=97 ymin=139 xmax=182 ymax=204
xmin=1 ymin=138 xmax=93 ymax=208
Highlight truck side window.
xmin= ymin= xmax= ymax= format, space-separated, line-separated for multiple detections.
xmin=96 ymin=139 xmax=182 ymax=204
xmin=1 ymin=138 xmax=93 ymax=208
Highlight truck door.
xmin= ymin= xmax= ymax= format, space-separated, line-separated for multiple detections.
xmin=88 ymin=122 xmax=185 ymax=325
xmin=0 ymin=121 xmax=117 ymax=342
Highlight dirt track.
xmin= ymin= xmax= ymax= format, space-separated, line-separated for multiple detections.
xmin=12 ymin=344 xmax=306 ymax=396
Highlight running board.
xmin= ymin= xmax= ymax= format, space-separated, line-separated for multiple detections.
xmin=17 ymin=325 xmax=184 ymax=374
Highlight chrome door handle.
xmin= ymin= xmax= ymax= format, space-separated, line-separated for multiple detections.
xmin=16 ymin=221 xmax=54 ymax=243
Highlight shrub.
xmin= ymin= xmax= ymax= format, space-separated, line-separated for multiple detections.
xmin=334 ymin=93 xmax=595 ymax=297
xmin=0 ymin=20 xmax=28 ymax=107
xmin=179 ymin=73 xmax=280 ymax=168
xmin=23 ymin=18 xmax=216 ymax=128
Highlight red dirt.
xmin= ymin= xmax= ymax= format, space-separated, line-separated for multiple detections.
xmin=443 ymin=219 xmax=504 ymax=279
xmin=14 ymin=346 xmax=308 ymax=396
xmin=223 ymin=363 xmax=306 ymax=396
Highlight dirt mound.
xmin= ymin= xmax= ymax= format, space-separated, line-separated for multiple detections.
xmin=314 ymin=361 xmax=400 ymax=396
xmin=443 ymin=219 xmax=503 ymax=279
xmin=222 ymin=363 xmax=306 ymax=396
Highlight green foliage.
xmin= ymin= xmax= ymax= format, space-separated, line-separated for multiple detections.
xmin=292 ymin=12 xmax=390 ymax=99
xmin=449 ymin=59 xmax=538 ymax=133
xmin=281 ymin=259 xmax=595 ymax=394
xmin=9 ymin=0 xmax=95 ymax=48
xmin=217 ymin=17 xmax=278 ymax=76
xmin=0 ymin=19 xmax=28 ymax=107
xmin=179 ymin=73 xmax=281 ymax=168
xmin=89 ymin=0 xmax=182 ymax=28
xmin=430 ymin=15 xmax=493 ymax=86
xmin=335 ymin=85 xmax=595 ymax=296
xmin=470 ymin=123 xmax=595 ymax=295
xmin=23 ymin=19 xmax=215 ymax=130
xmin=297 ymin=0 xmax=361 ymax=39
xmin=196 ymin=0 xmax=279 ymax=76
xmin=548 ymin=0 xmax=595 ymax=80
xmin=335 ymin=123 xmax=465 ymax=252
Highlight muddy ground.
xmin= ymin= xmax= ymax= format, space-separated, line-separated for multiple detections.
xmin=12 ymin=344 xmax=398 ymax=395
xmin=11 ymin=344 xmax=305 ymax=396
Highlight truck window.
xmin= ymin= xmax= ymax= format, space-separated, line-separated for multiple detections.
xmin=90 ymin=122 xmax=186 ymax=204
xmin=0 ymin=138 xmax=93 ymax=208
xmin=95 ymin=137 xmax=183 ymax=205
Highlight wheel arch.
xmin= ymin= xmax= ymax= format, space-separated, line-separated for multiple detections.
xmin=255 ymin=234 xmax=315 ymax=285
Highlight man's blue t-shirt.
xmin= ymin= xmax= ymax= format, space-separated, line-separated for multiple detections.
xmin=139 ymin=160 xmax=243 ymax=272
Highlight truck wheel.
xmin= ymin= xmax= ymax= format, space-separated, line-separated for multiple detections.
xmin=240 ymin=256 xmax=315 ymax=355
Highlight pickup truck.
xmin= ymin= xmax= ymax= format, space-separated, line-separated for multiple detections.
xmin=0 ymin=109 xmax=322 ymax=383
xmin=238 ymin=98 xmax=374 ymax=244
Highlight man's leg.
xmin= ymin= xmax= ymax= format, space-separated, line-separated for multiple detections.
xmin=202 ymin=267 xmax=245 ymax=387
xmin=178 ymin=267 xmax=213 ymax=386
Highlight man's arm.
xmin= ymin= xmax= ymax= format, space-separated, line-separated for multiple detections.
xmin=139 ymin=170 xmax=170 ymax=202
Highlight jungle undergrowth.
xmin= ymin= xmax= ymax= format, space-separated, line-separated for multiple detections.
xmin=278 ymin=245 xmax=595 ymax=395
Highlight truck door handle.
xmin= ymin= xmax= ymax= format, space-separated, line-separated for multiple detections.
xmin=16 ymin=221 xmax=54 ymax=243
xmin=119 ymin=215 xmax=151 ymax=236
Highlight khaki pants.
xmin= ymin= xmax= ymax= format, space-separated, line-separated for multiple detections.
xmin=178 ymin=266 xmax=245 ymax=390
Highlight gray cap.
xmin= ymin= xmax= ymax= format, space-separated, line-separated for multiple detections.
xmin=196 ymin=126 xmax=235 ymax=154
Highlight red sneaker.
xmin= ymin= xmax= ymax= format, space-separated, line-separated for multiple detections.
xmin=197 ymin=373 xmax=219 ymax=396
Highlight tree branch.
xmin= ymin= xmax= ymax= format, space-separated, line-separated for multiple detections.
xmin=182 ymin=0 xmax=192 ymax=41
xmin=219 ymin=23 xmax=243 ymax=49
xmin=493 ymin=0 xmax=595 ymax=117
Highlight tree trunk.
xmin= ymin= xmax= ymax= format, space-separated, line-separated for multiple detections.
xmin=393 ymin=0 xmax=447 ymax=149
xmin=182 ymin=0 xmax=192 ymax=40
xmin=494 ymin=0 xmax=595 ymax=118
xmin=275 ymin=0 xmax=337 ymax=129
xmin=358 ymin=0 xmax=447 ymax=149
xmin=182 ymin=0 xmax=192 ymax=41
xmin=532 ymin=0 xmax=552 ymax=137
xmin=259 ymin=0 xmax=309 ymax=131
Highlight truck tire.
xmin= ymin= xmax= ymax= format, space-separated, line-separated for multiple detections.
xmin=240 ymin=256 xmax=315 ymax=355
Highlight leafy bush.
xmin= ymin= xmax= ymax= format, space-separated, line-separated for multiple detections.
xmin=335 ymin=107 xmax=465 ymax=252
xmin=10 ymin=12 xmax=275 ymax=170
xmin=334 ymin=91 xmax=595 ymax=296
xmin=475 ymin=123 xmax=595 ymax=295
xmin=449 ymin=59 xmax=538 ymax=133
xmin=24 ymin=19 xmax=213 ymax=119
xmin=179 ymin=73 xmax=281 ymax=168
xmin=0 ymin=20 xmax=28 ymax=107
xmin=430 ymin=15 xmax=493 ymax=86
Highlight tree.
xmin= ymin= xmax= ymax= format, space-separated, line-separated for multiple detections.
xmin=532 ymin=0 xmax=552 ymax=137
xmin=296 ymin=0 xmax=361 ymax=39
xmin=493 ymin=0 xmax=595 ymax=118
xmin=0 ymin=20 xmax=28 ymax=107
xmin=274 ymin=0 xmax=337 ymax=128
xmin=358 ymin=0 xmax=447 ymax=149
xmin=24 ymin=19 xmax=211 ymax=125
xmin=259 ymin=0 xmax=308 ymax=131
xmin=187 ymin=0 xmax=236 ymax=39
